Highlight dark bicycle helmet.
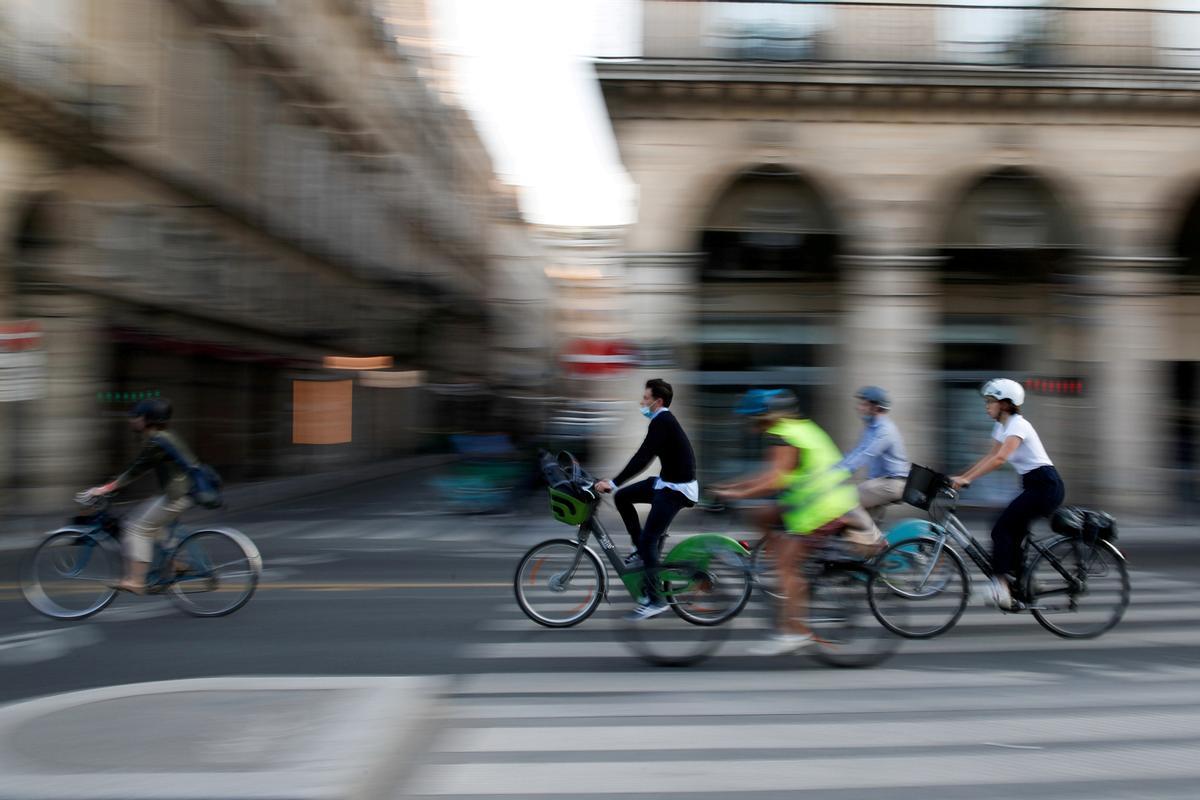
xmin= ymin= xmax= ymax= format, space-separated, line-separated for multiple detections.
xmin=734 ymin=388 xmax=799 ymax=417
xmin=130 ymin=397 xmax=172 ymax=424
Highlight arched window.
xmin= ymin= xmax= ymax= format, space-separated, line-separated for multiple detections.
xmin=699 ymin=166 xmax=838 ymax=282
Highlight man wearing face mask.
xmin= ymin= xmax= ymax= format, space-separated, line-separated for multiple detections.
xmin=838 ymin=386 xmax=910 ymax=525
xmin=595 ymin=378 xmax=698 ymax=620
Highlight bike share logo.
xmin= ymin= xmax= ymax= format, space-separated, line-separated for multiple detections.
xmin=596 ymin=529 xmax=613 ymax=549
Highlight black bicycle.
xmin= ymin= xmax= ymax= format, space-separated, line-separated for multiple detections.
xmin=867 ymin=465 xmax=1130 ymax=640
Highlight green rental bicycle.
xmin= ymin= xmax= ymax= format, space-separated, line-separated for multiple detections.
xmin=514 ymin=452 xmax=753 ymax=628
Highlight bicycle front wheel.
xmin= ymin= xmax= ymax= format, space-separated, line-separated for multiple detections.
xmin=167 ymin=529 xmax=262 ymax=617
xmin=514 ymin=539 xmax=605 ymax=627
xmin=867 ymin=536 xmax=970 ymax=639
xmin=1029 ymin=537 xmax=1130 ymax=639
xmin=809 ymin=563 xmax=904 ymax=669
xmin=667 ymin=558 xmax=753 ymax=626
xmin=749 ymin=537 xmax=784 ymax=601
xmin=21 ymin=530 xmax=120 ymax=620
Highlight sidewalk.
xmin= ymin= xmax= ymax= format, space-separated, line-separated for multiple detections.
xmin=0 ymin=454 xmax=456 ymax=552
xmin=0 ymin=677 xmax=447 ymax=800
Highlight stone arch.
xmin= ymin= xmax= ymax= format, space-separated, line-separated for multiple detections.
xmin=932 ymin=165 xmax=1087 ymax=283
xmin=693 ymin=163 xmax=846 ymax=282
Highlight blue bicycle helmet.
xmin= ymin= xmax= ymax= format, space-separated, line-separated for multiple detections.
xmin=734 ymin=388 xmax=799 ymax=417
xmin=855 ymin=385 xmax=891 ymax=410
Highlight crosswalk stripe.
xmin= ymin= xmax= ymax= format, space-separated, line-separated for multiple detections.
xmin=440 ymin=708 xmax=1200 ymax=753
xmin=483 ymin=603 xmax=1200 ymax=631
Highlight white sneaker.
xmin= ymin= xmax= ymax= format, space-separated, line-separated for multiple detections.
xmin=750 ymin=632 xmax=814 ymax=656
xmin=983 ymin=577 xmax=1014 ymax=610
xmin=624 ymin=601 xmax=669 ymax=621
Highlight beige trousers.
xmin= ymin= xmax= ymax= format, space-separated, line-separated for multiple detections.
xmin=124 ymin=495 xmax=194 ymax=563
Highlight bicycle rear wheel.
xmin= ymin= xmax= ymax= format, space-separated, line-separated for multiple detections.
xmin=867 ymin=536 xmax=969 ymax=639
xmin=1029 ymin=537 xmax=1129 ymax=639
xmin=21 ymin=530 xmax=120 ymax=620
xmin=167 ymin=529 xmax=262 ymax=617
xmin=514 ymin=539 xmax=605 ymax=627
xmin=809 ymin=563 xmax=904 ymax=668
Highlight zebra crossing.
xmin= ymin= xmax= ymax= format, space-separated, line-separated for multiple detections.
xmin=404 ymin=662 xmax=1200 ymax=799
xmin=465 ymin=565 xmax=1199 ymax=666
xmin=403 ymin=569 xmax=1200 ymax=798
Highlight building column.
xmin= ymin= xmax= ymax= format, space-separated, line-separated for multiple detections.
xmin=838 ymin=255 xmax=941 ymax=469
xmin=14 ymin=288 xmax=109 ymax=512
xmin=1084 ymin=257 xmax=1175 ymax=514
xmin=596 ymin=251 xmax=697 ymax=478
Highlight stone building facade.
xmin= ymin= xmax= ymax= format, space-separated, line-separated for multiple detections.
xmin=596 ymin=1 xmax=1200 ymax=513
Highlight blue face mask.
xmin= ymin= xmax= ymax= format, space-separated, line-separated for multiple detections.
xmin=640 ymin=405 xmax=655 ymax=419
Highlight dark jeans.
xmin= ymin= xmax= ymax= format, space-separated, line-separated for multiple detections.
xmin=991 ymin=466 xmax=1066 ymax=578
xmin=614 ymin=477 xmax=692 ymax=602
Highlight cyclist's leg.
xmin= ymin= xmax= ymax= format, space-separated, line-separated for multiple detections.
xmin=614 ymin=478 xmax=656 ymax=550
xmin=639 ymin=488 xmax=689 ymax=603
xmin=776 ymin=531 xmax=811 ymax=636
xmin=858 ymin=477 xmax=905 ymax=525
xmin=121 ymin=495 xmax=192 ymax=592
xmin=992 ymin=468 xmax=1065 ymax=583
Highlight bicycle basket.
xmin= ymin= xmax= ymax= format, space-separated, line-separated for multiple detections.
xmin=541 ymin=450 xmax=595 ymax=525
xmin=902 ymin=465 xmax=947 ymax=510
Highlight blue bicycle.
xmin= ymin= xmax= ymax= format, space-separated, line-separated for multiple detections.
xmin=21 ymin=495 xmax=262 ymax=620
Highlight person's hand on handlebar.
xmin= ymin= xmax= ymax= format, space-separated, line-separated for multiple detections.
xmin=594 ymin=480 xmax=615 ymax=494
xmin=948 ymin=475 xmax=970 ymax=490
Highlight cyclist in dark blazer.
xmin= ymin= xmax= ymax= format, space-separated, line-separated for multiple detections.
xmin=596 ymin=378 xmax=698 ymax=620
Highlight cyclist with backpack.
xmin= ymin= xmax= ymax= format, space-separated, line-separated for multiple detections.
xmin=81 ymin=398 xmax=207 ymax=594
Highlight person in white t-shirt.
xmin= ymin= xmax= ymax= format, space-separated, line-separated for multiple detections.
xmin=949 ymin=378 xmax=1065 ymax=610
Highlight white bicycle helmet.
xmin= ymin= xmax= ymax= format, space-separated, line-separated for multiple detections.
xmin=981 ymin=378 xmax=1025 ymax=407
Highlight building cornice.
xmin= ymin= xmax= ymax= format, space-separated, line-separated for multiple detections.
xmin=597 ymin=60 xmax=1200 ymax=113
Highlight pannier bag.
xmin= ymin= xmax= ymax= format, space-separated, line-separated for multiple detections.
xmin=1051 ymin=506 xmax=1118 ymax=542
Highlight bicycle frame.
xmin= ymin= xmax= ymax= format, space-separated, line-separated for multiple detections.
xmin=919 ymin=490 xmax=1124 ymax=607
xmin=559 ymin=506 xmax=750 ymax=603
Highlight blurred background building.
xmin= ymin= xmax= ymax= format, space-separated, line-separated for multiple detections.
xmin=592 ymin=0 xmax=1200 ymax=514
xmin=0 ymin=0 xmax=552 ymax=511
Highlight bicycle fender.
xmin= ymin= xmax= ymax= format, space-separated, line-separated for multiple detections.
xmin=180 ymin=527 xmax=264 ymax=575
xmin=663 ymin=534 xmax=750 ymax=568
xmin=885 ymin=519 xmax=936 ymax=545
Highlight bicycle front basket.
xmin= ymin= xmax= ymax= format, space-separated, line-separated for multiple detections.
xmin=548 ymin=486 xmax=593 ymax=526
xmin=902 ymin=465 xmax=946 ymax=511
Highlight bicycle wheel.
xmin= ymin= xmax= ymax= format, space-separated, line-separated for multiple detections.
xmin=21 ymin=530 xmax=120 ymax=620
xmin=514 ymin=539 xmax=605 ymax=627
xmin=167 ymin=529 xmax=262 ymax=617
xmin=668 ymin=557 xmax=753 ymax=626
xmin=1028 ymin=537 xmax=1130 ymax=639
xmin=749 ymin=537 xmax=784 ymax=601
xmin=809 ymin=563 xmax=904 ymax=668
xmin=619 ymin=561 xmax=737 ymax=667
xmin=867 ymin=535 xmax=970 ymax=639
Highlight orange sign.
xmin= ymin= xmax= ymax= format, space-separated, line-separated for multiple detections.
xmin=292 ymin=380 xmax=353 ymax=444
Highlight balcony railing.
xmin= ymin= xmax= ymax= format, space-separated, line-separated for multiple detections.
xmin=636 ymin=1 xmax=1200 ymax=70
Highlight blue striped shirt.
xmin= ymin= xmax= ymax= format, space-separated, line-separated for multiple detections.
xmin=839 ymin=415 xmax=910 ymax=480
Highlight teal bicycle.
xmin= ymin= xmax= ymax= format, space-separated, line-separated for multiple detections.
xmin=514 ymin=452 xmax=753 ymax=629
xmin=21 ymin=494 xmax=262 ymax=620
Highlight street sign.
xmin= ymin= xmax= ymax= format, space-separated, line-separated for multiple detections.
xmin=0 ymin=321 xmax=46 ymax=402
